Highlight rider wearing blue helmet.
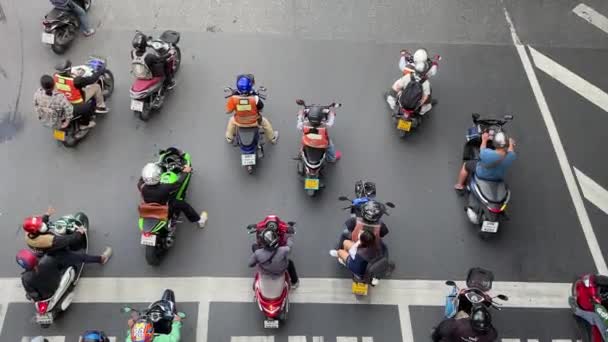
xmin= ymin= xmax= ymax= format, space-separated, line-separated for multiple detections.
xmin=81 ymin=330 xmax=110 ymax=342
xmin=225 ymin=74 xmax=278 ymax=144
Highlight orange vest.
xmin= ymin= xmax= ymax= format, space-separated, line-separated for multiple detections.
xmin=351 ymin=218 xmax=381 ymax=246
xmin=301 ymin=126 xmax=329 ymax=149
xmin=227 ymin=95 xmax=259 ymax=126
xmin=54 ymin=74 xmax=83 ymax=104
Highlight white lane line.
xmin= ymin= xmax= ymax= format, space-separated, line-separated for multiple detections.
xmin=196 ymin=300 xmax=210 ymax=342
xmin=21 ymin=338 xmax=65 ymax=342
xmin=500 ymin=339 xmax=520 ymax=342
xmin=336 ymin=338 xmax=358 ymax=342
xmin=288 ymin=337 xmax=308 ymax=342
xmin=529 ymin=46 xmax=608 ymax=113
xmin=0 ymin=301 xmax=8 ymax=342
xmin=573 ymin=3 xmax=608 ymax=34
xmin=575 ymin=167 xmax=608 ymax=215
xmin=398 ymin=304 xmax=414 ymax=342
xmin=362 ymin=338 xmax=374 ymax=342
xmin=312 ymin=337 xmax=324 ymax=342
xmin=502 ymin=6 xmax=608 ymax=275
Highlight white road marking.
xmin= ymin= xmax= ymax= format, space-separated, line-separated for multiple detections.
xmin=398 ymin=304 xmax=414 ymax=342
xmin=231 ymin=337 xmax=274 ymax=342
xmin=196 ymin=300 xmax=210 ymax=342
xmin=362 ymin=338 xmax=374 ymax=342
xmin=575 ymin=167 xmax=608 ymax=215
xmin=573 ymin=3 xmax=608 ymax=34
xmin=312 ymin=337 xmax=324 ymax=342
xmin=502 ymin=6 xmax=608 ymax=275
xmin=500 ymin=339 xmax=521 ymax=342
xmin=529 ymin=46 xmax=608 ymax=113
xmin=336 ymin=338 xmax=358 ymax=342
xmin=288 ymin=337 xmax=308 ymax=342
xmin=21 ymin=338 xmax=65 ymax=342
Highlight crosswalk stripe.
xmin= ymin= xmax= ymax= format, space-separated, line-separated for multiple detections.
xmin=362 ymin=338 xmax=374 ymax=342
xmin=336 ymin=338 xmax=358 ymax=342
xmin=312 ymin=338 xmax=324 ymax=342
xmin=501 ymin=339 xmax=521 ymax=342
xmin=231 ymin=337 xmax=275 ymax=342
xmin=288 ymin=337 xmax=308 ymax=342
xmin=21 ymin=338 xmax=65 ymax=342
xmin=573 ymin=3 xmax=608 ymax=35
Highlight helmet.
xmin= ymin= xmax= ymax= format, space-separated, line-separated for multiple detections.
xmin=493 ymin=132 xmax=509 ymax=149
xmin=307 ymin=107 xmax=324 ymax=127
xmin=23 ymin=216 xmax=48 ymax=234
xmin=361 ymin=200 xmax=383 ymax=224
xmin=261 ymin=229 xmax=279 ymax=249
xmin=82 ymin=330 xmax=109 ymax=342
xmin=16 ymin=249 xmax=38 ymax=271
xmin=142 ymin=163 xmax=162 ymax=185
xmin=55 ymin=60 xmax=72 ymax=75
xmin=130 ymin=321 xmax=155 ymax=342
xmin=236 ymin=75 xmax=253 ymax=94
xmin=413 ymin=49 xmax=429 ymax=73
xmin=470 ymin=305 xmax=492 ymax=332
xmin=132 ymin=32 xmax=148 ymax=51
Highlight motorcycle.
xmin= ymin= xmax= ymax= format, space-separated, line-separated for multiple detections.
xmin=347 ymin=180 xmax=378 ymax=217
xmin=130 ymin=30 xmax=182 ymax=121
xmin=294 ymin=99 xmax=341 ymax=196
xmin=52 ymin=56 xmax=115 ymax=147
xmin=224 ymin=86 xmax=268 ymax=174
xmin=461 ymin=113 xmax=514 ymax=238
xmin=121 ymin=289 xmax=185 ymax=337
xmin=137 ymin=148 xmax=192 ymax=265
xmin=385 ymin=51 xmax=441 ymax=138
xmin=30 ymin=212 xmax=90 ymax=328
xmin=443 ymin=267 xmax=508 ymax=320
xmin=42 ymin=0 xmax=91 ymax=54
xmin=570 ymin=274 xmax=608 ymax=341
xmin=246 ymin=215 xmax=295 ymax=328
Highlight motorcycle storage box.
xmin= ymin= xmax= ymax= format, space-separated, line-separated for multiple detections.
xmin=466 ymin=267 xmax=494 ymax=292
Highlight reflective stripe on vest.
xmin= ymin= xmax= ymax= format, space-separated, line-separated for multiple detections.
xmin=54 ymin=74 xmax=83 ymax=104
xmin=232 ymin=96 xmax=259 ymax=125
xmin=301 ymin=127 xmax=329 ymax=149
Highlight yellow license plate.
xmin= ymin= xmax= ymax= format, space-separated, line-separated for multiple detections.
xmin=352 ymin=282 xmax=369 ymax=296
xmin=304 ymin=178 xmax=319 ymax=190
xmin=53 ymin=129 xmax=66 ymax=141
xmin=397 ymin=119 xmax=412 ymax=131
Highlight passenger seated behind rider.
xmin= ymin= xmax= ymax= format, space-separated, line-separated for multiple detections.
xmin=138 ymin=159 xmax=207 ymax=228
xmin=329 ymin=230 xmax=381 ymax=279
xmin=225 ymin=74 xmax=278 ymax=144
xmin=432 ymin=306 xmax=498 ymax=342
xmin=454 ymin=131 xmax=516 ymax=192
xmin=249 ymin=229 xmax=299 ymax=288
xmin=22 ymin=207 xmax=112 ymax=266
xmin=17 ymin=249 xmax=63 ymax=301
xmin=131 ymin=32 xmax=176 ymax=90
xmin=388 ymin=48 xmax=436 ymax=115
xmin=34 ymin=75 xmax=74 ymax=130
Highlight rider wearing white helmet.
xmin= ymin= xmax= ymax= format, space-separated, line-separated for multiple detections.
xmin=399 ymin=48 xmax=438 ymax=78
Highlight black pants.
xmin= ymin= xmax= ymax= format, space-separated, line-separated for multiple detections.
xmin=51 ymin=249 xmax=102 ymax=266
xmin=287 ymin=259 xmax=299 ymax=284
xmin=73 ymin=100 xmax=94 ymax=125
xmin=170 ymin=199 xmax=200 ymax=222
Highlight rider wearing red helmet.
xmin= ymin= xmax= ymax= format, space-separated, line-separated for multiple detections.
xmin=126 ymin=315 xmax=182 ymax=342
xmin=16 ymin=249 xmax=62 ymax=301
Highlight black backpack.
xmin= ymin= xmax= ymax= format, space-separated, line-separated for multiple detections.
xmin=399 ymin=76 xmax=423 ymax=110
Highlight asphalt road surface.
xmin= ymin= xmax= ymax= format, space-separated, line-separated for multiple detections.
xmin=0 ymin=0 xmax=607 ymax=340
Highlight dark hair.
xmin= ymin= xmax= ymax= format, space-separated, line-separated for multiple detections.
xmin=359 ymin=230 xmax=375 ymax=248
xmin=40 ymin=75 xmax=54 ymax=95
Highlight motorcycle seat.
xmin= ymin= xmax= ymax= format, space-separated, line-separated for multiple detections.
xmin=259 ymin=273 xmax=286 ymax=299
xmin=131 ymin=77 xmax=163 ymax=93
xmin=303 ymin=146 xmax=326 ymax=165
xmin=237 ymin=127 xmax=258 ymax=146
xmin=474 ymin=177 xmax=508 ymax=203
xmin=45 ymin=266 xmax=75 ymax=301
xmin=45 ymin=8 xmax=74 ymax=21
xmin=160 ymin=30 xmax=180 ymax=45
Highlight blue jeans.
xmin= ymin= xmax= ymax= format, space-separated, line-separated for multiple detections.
xmin=57 ymin=0 xmax=91 ymax=32
xmin=327 ymin=139 xmax=337 ymax=162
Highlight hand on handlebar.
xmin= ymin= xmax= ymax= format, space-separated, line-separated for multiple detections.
xmin=481 ymin=132 xmax=490 ymax=142
xmin=509 ymin=138 xmax=516 ymax=148
xmin=182 ymin=165 xmax=192 ymax=173
xmin=173 ymin=314 xmax=182 ymax=322
xmin=60 ymin=120 xmax=70 ymax=129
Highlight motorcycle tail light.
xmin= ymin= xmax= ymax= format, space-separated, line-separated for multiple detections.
xmin=36 ymin=300 xmax=49 ymax=314
xmin=489 ymin=206 xmax=503 ymax=213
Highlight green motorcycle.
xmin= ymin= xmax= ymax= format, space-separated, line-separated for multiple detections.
xmin=138 ymin=148 xmax=192 ymax=266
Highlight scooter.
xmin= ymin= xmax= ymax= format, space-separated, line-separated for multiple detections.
xmin=246 ymin=215 xmax=295 ymax=328
xmin=31 ymin=212 xmax=90 ymax=328
xmin=138 ymin=148 xmax=192 ymax=266
xmin=130 ymin=30 xmax=182 ymax=121
xmin=224 ymin=86 xmax=268 ymax=174
xmin=443 ymin=267 xmax=508 ymax=319
xmin=462 ymin=113 xmax=514 ymax=238
xmin=570 ymin=274 xmax=608 ymax=341
xmin=122 ymin=289 xmax=186 ymax=337
xmin=294 ymin=99 xmax=341 ymax=196
xmin=348 ymin=180 xmax=377 ymax=217
xmin=52 ymin=56 xmax=115 ymax=147
xmin=41 ymin=0 xmax=91 ymax=54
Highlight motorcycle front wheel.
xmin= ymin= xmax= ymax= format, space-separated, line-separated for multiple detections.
xmin=101 ymin=70 xmax=115 ymax=98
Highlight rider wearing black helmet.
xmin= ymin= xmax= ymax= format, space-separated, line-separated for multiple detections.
xmin=248 ymin=227 xmax=299 ymax=288
xmin=337 ymin=200 xmax=389 ymax=250
xmin=432 ymin=306 xmax=498 ymax=342
xmin=81 ymin=330 xmax=110 ymax=342
xmin=131 ymin=31 xmax=176 ymax=89
xmin=296 ymin=103 xmax=341 ymax=162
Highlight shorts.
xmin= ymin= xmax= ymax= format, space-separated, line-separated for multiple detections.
xmin=464 ymin=160 xmax=477 ymax=174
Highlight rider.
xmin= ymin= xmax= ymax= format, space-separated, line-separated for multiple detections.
xmin=337 ymin=200 xmax=389 ymax=250
xmin=22 ymin=207 xmax=112 ymax=266
xmin=131 ymin=32 xmax=176 ymax=90
xmin=297 ymin=103 xmax=341 ymax=162
xmin=81 ymin=330 xmax=111 ymax=342
xmin=454 ymin=131 xmax=516 ymax=192
xmin=34 ymin=75 xmax=74 ymax=130
xmin=138 ymin=161 xmax=208 ymax=228
xmin=387 ymin=49 xmax=437 ymax=116
xmin=431 ymin=305 xmax=498 ymax=342
xmin=225 ymin=74 xmax=278 ymax=145
xmin=49 ymin=0 xmax=95 ymax=36
xmin=330 ymin=229 xmax=381 ymax=279
xmin=126 ymin=314 xmax=182 ymax=342
xmin=17 ymin=249 xmax=62 ymax=301
xmin=249 ymin=229 xmax=300 ymax=289
xmin=399 ymin=48 xmax=438 ymax=78
xmin=54 ymin=59 xmax=109 ymax=127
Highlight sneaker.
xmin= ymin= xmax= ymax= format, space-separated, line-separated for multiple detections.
xmin=371 ymin=278 xmax=380 ymax=286
xmin=83 ymin=28 xmax=96 ymax=37
xmin=100 ymin=247 xmax=113 ymax=264
xmin=95 ymin=106 xmax=109 ymax=114
xmin=165 ymin=79 xmax=177 ymax=90
xmin=270 ymin=131 xmax=279 ymax=144
xmin=198 ymin=211 xmax=208 ymax=228
xmin=329 ymin=250 xmax=338 ymax=258
xmin=80 ymin=121 xmax=96 ymax=130
xmin=290 ymin=282 xmax=299 ymax=290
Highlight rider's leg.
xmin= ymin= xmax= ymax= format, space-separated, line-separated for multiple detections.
xmin=225 ymin=117 xmax=237 ymax=143
xmin=83 ymin=84 xmax=107 ymax=112
xmin=260 ymin=117 xmax=278 ymax=144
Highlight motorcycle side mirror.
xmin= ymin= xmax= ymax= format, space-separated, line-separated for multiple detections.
xmin=258 ymin=86 xmax=267 ymax=92
xmin=496 ymin=294 xmax=509 ymax=301
xmin=223 ymin=87 xmax=232 ymax=93
xmin=338 ymin=196 xmax=350 ymax=202
xmin=434 ymin=54 xmax=442 ymax=61
xmin=287 ymin=221 xmax=296 ymax=226
xmin=385 ymin=202 xmax=396 ymax=208
xmin=445 ymin=280 xmax=457 ymax=287
xmin=333 ymin=103 xmax=342 ymax=108
xmin=246 ymin=224 xmax=256 ymax=230
xmin=295 ymin=99 xmax=306 ymax=106
xmin=504 ymin=114 xmax=514 ymax=121
xmin=287 ymin=226 xmax=296 ymax=234
xmin=177 ymin=312 xmax=187 ymax=318
xmin=472 ymin=113 xmax=480 ymax=121
xmin=121 ymin=307 xmax=133 ymax=313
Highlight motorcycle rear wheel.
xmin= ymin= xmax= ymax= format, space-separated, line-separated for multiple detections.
xmin=137 ymin=104 xmax=151 ymax=121
xmin=145 ymin=245 xmax=163 ymax=266
xmin=101 ymin=70 xmax=115 ymax=98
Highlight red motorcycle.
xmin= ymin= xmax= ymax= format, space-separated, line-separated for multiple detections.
xmin=246 ymin=215 xmax=295 ymax=328
xmin=570 ymin=274 xmax=608 ymax=341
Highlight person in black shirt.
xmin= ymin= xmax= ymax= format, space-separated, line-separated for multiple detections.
xmin=17 ymin=249 xmax=62 ymax=301
xmin=432 ymin=306 xmax=498 ymax=342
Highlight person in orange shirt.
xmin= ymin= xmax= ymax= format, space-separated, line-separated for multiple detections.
xmin=225 ymin=74 xmax=278 ymax=144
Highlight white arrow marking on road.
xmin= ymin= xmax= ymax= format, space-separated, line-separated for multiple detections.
xmin=573 ymin=4 xmax=608 ymax=35
xmin=529 ymin=46 xmax=608 ymax=113
xmin=574 ymin=167 xmax=608 ymax=215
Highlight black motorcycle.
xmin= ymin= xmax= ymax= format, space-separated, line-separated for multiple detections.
xmin=42 ymin=0 xmax=91 ymax=54
xmin=121 ymin=289 xmax=185 ymax=336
